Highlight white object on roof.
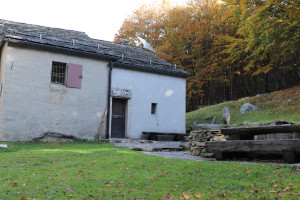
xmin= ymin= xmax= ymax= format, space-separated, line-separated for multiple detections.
xmin=136 ymin=36 xmax=155 ymax=53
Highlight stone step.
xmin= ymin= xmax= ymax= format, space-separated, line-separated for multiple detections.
xmin=0 ymin=144 xmax=8 ymax=148
xmin=111 ymin=139 xmax=187 ymax=152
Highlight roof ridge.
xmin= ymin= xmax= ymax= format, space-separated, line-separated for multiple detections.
xmin=0 ymin=19 xmax=88 ymax=36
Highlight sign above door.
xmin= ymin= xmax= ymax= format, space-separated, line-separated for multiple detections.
xmin=111 ymin=88 xmax=131 ymax=99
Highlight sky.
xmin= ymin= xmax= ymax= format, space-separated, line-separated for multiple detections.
xmin=0 ymin=0 xmax=186 ymax=42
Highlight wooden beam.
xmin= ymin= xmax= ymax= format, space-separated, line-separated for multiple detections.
xmin=283 ymin=150 xmax=296 ymax=164
xmin=98 ymin=107 xmax=108 ymax=140
xmin=221 ymin=125 xmax=300 ymax=136
xmin=206 ymin=140 xmax=300 ymax=152
xmin=142 ymin=132 xmax=187 ymax=136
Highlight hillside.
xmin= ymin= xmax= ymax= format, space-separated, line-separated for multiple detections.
xmin=186 ymin=83 xmax=300 ymax=129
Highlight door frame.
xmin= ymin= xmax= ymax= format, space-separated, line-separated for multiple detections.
xmin=109 ymin=97 xmax=128 ymax=138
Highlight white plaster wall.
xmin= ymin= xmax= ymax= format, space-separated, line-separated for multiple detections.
xmin=111 ymin=68 xmax=186 ymax=139
xmin=0 ymin=46 xmax=109 ymax=141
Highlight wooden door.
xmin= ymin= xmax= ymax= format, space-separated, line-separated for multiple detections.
xmin=111 ymin=98 xmax=126 ymax=138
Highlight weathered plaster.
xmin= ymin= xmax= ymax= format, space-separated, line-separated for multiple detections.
xmin=0 ymin=46 xmax=109 ymax=141
xmin=111 ymin=68 xmax=186 ymax=139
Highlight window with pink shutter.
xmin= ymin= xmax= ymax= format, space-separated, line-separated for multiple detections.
xmin=51 ymin=61 xmax=67 ymax=84
xmin=66 ymin=63 xmax=83 ymax=89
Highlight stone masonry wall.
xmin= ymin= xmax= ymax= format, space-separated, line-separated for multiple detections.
xmin=183 ymin=124 xmax=228 ymax=158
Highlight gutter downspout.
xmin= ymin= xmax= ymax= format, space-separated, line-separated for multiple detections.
xmin=106 ymin=61 xmax=114 ymax=139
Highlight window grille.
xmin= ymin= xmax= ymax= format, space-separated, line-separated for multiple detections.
xmin=51 ymin=61 xmax=66 ymax=84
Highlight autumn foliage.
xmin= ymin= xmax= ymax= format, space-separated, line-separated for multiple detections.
xmin=115 ymin=0 xmax=300 ymax=111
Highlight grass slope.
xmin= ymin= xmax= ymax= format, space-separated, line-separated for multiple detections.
xmin=186 ymin=84 xmax=300 ymax=129
xmin=0 ymin=142 xmax=299 ymax=199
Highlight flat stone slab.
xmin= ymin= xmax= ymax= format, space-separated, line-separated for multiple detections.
xmin=0 ymin=144 xmax=8 ymax=148
xmin=142 ymin=151 xmax=212 ymax=161
xmin=112 ymin=139 xmax=185 ymax=151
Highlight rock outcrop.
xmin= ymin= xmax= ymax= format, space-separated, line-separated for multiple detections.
xmin=240 ymin=103 xmax=259 ymax=115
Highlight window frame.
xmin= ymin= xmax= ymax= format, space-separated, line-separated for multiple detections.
xmin=51 ymin=61 xmax=67 ymax=85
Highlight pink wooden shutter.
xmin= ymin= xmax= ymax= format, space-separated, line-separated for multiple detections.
xmin=66 ymin=63 xmax=83 ymax=89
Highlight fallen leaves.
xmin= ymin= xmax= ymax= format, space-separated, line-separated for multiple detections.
xmin=182 ymin=192 xmax=190 ymax=199
xmin=65 ymin=186 xmax=74 ymax=192
xmin=2 ymin=143 xmax=300 ymax=200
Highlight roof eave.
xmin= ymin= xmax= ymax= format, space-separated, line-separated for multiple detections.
xmin=6 ymin=37 xmax=118 ymax=62
xmin=5 ymin=37 xmax=191 ymax=78
xmin=112 ymin=61 xmax=191 ymax=78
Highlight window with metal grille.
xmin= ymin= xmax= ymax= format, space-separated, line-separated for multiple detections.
xmin=51 ymin=61 xmax=66 ymax=84
xmin=151 ymin=103 xmax=157 ymax=115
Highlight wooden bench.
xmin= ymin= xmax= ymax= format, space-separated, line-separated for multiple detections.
xmin=206 ymin=125 xmax=300 ymax=163
xmin=142 ymin=132 xmax=187 ymax=141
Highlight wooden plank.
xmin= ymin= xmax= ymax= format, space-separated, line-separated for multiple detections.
xmin=142 ymin=132 xmax=187 ymax=136
xmin=98 ymin=107 xmax=108 ymax=140
xmin=206 ymin=140 xmax=300 ymax=152
xmin=215 ymin=151 xmax=223 ymax=160
xmin=221 ymin=125 xmax=300 ymax=136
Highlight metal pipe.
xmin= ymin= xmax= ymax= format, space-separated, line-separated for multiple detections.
xmin=106 ymin=61 xmax=114 ymax=139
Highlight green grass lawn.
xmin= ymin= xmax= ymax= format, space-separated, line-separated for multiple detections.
xmin=186 ymin=84 xmax=300 ymax=129
xmin=0 ymin=142 xmax=299 ymax=199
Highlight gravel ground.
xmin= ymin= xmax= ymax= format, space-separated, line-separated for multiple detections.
xmin=111 ymin=139 xmax=214 ymax=161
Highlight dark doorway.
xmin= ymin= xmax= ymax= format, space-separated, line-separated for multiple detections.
xmin=111 ymin=98 xmax=126 ymax=138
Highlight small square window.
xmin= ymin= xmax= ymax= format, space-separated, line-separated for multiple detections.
xmin=51 ymin=61 xmax=67 ymax=84
xmin=151 ymin=103 xmax=157 ymax=115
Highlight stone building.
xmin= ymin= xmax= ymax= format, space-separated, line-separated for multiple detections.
xmin=0 ymin=19 xmax=189 ymax=141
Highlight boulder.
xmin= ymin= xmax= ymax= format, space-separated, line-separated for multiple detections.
xmin=222 ymin=106 xmax=230 ymax=125
xmin=260 ymin=122 xmax=274 ymax=126
xmin=240 ymin=103 xmax=259 ymax=115
xmin=243 ymin=121 xmax=260 ymax=127
xmin=192 ymin=149 xmax=201 ymax=156
xmin=212 ymin=135 xmax=227 ymax=141
xmin=200 ymin=152 xmax=214 ymax=158
xmin=195 ymin=142 xmax=206 ymax=147
xmin=194 ymin=124 xmax=222 ymax=132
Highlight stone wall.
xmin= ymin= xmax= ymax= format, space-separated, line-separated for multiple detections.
xmin=0 ymin=46 xmax=109 ymax=141
xmin=183 ymin=124 xmax=228 ymax=157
